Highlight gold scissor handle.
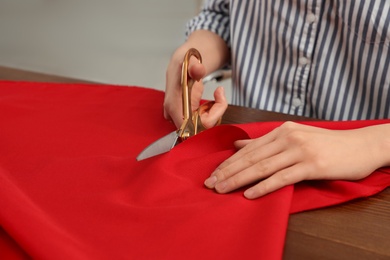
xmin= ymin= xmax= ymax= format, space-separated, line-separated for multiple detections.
xmin=178 ymin=48 xmax=221 ymax=141
xmin=178 ymin=48 xmax=201 ymax=140
xmin=193 ymin=101 xmax=222 ymax=134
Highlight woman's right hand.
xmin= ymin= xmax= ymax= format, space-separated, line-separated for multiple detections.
xmin=163 ymin=47 xmax=228 ymax=129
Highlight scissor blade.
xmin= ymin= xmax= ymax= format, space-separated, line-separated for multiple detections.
xmin=136 ymin=131 xmax=179 ymax=161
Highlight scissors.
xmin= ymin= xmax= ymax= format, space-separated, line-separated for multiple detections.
xmin=136 ymin=48 xmax=222 ymax=161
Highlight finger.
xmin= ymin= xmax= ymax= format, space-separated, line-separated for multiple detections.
xmin=163 ymin=88 xmax=184 ymax=128
xmin=163 ymin=54 xmax=206 ymax=128
xmin=243 ymin=163 xmax=307 ymax=199
xmin=188 ymin=58 xmax=206 ymax=81
xmin=204 ymin=138 xmax=287 ymax=189
xmin=216 ymin=133 xmax=279 ymax=172
xmin=217 ymin=124 xmax=293 ymax=169
xmin=234 ymin=139 xmax=252 ymax=149
xmin=213 ymin=86 xmax=228 ymax=114
xmin=212 ymin=149 xmax=298 ymax=194
xmin=163 ymin=97 xmax=184 ymax=128
xmin=214 ymin=86 xmax=227 ymax=103
xmin=164 ymin=59 xmax=183 ymax=127
xmin=168 ymin=105 xmax=185 ymax=128
xmin=200 ymin=87 xmax=228 ymax=128
xmin=163 ymin=108 xmax=171 ymax=121
xmin=191 ymin=81 xmax=204 ymax=111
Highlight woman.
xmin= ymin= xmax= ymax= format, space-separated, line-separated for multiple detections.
xmin=164 ymin=0 xmax=390 ymax=199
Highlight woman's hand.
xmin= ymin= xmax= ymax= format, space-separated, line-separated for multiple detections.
xmin=164 ymin=47 xmax=227 ymax=129
xmin=204 ymin=122 xmax=390 ymax=199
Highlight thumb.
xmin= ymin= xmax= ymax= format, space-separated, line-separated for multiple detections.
xmin=188 ymin=56 xmax=206 ymax=81
xmin=234 ymin=139 xmax=252 ymax=149
xmin=200 ymin=86 xmax=228 ymax=129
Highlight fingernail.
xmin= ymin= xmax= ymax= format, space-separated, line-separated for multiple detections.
xmin=244 ymin=189 xmax=256 ymax=199
xmin=215 ymin=181 xmax=227 ymax=192
xmin=204 ymin=175 xmax=217 ymax=188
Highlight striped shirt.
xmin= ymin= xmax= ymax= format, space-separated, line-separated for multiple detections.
xmin=186 ymin=0 xmax=390 ymax=120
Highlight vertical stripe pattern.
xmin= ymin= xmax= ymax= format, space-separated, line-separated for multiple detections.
xmin=186 ymin=0 xmax=390 ymax=120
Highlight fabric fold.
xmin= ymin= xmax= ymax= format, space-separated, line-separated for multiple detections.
xmin=0 ymin=81 xmax=389 ymax=259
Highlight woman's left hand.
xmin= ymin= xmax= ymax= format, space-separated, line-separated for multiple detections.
xmin=204 ymin=121 xmax=390 ymax=199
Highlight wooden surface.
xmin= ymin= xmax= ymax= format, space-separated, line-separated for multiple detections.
xmin=0 ymin=66 xmax=96 ymax=83
xmin=1 ymin=66 xmax=389 ymax=259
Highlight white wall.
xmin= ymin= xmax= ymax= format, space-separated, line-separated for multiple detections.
xmin=0 ymin=0 xmax=231 ymax=100
xmin=0 ymin=1 xmax=194 ymax=86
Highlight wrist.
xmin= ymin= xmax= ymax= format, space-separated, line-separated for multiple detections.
xmin=365 ymin=124 xmax=390 ymax=168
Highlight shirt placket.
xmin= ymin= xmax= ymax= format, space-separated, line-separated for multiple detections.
xmin=290 ymin=1 xmax=321 ymax=115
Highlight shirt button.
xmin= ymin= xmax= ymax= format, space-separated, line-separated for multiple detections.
xmin=299 ymin=56 xmax=309 ymax=65
xmin=292 ymin=97 xmax=302 ymax=107
xmin=307 ymin=13 xmax=316 ymax=23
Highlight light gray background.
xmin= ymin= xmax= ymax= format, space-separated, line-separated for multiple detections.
xmin=0 ymin=0 xmax=231 ymax=101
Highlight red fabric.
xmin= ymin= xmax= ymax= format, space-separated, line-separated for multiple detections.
xmin=0 ymin=81 xmax=389 ymax=259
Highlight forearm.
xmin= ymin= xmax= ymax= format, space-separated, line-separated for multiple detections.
xmin=172 ymin=30 xmax=230 ymax=76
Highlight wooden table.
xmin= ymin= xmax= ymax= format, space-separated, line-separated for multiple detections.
xmin=1 ymin=65 xmax=389 ymax=259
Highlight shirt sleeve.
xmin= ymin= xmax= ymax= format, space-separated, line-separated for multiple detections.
xmin=185 ymin=0 xmax=231 ymax=47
